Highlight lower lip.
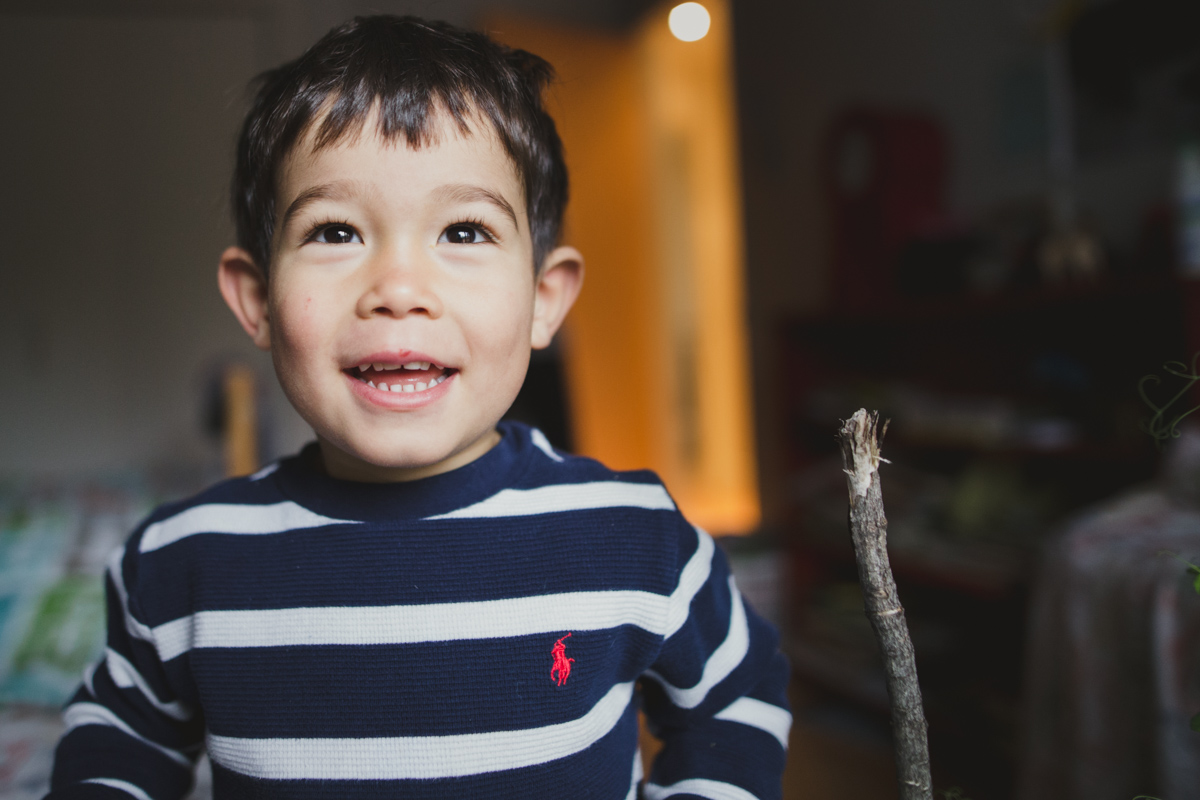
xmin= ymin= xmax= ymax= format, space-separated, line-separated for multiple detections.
xmin=345 ymin=370 xmax=455 ymax=409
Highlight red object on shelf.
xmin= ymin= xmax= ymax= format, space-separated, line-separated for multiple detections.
xmin=824 ymin=109 xmax=948 ymax=310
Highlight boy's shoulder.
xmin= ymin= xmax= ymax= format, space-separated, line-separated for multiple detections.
xmin=121 ymin=460 xmax=300 ymax=556
xmin=496 ymin=422 xmax=683 ymax=514
xmin=508 ymin=422 xmax=662 ymax=487
xmin=151 ymin=462 xmax=290 ymax=518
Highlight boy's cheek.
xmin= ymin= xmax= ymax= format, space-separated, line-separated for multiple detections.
xmin=269 ymin=289 xmax=319 ymax=341
xmin=262 ymin=313 xmax=333 ymax=361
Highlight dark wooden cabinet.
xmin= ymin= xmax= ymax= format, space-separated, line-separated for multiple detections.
xmin=777 ymin=276 xmax=1200 ymax=797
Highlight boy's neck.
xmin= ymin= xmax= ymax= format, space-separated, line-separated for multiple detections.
xmin=315 ymin=428 xmax=502 ymax=483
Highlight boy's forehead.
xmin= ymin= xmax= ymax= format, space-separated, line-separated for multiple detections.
xmin=284 ymin=105 xmax=517 ymax=184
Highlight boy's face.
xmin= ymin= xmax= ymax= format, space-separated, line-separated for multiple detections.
xmin=219 ymin=112 xmax=581 ymax=482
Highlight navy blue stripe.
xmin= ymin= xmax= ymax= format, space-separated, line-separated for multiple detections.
xmin=194 ymin=627 xmax=660 ymax=738
xmin=132 ymin=509 xmax=681 ymax=624
xmin=209 ymin=701 xmax=640 ymax=800
xmin=50 ymin=725 xmax=194 ymax=799
xmin=650 ymin=716 xmax=787 ymax=800
xmin=645 ymin=613 xmax=786 ymax=727
xmin=45 ymin=784 xmax=133 ymax=800
xmin=746 ymin=651 xmax=792 ymax=706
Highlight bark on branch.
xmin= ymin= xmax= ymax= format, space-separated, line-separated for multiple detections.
xmin=838 ymin=409 xmax=932 ymax=800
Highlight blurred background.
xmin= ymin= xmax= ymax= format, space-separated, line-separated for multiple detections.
xmin=4 ymin=0 xmax=1200 ymax=797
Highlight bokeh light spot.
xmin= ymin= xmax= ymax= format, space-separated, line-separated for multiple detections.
xmin=668 ymin=2 xmax=711 ymax=42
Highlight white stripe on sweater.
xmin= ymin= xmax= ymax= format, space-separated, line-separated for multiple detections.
xmin=64 ymin=702 xmax=191 ymax=768
xmin=530 ymin=428 xmax=564 ymax=462
xmin=151 ymin=525 xmax=714 ymax=662
xmin=82 ymin=661 xmax=98 ymax=698
xmin=155 ymin=590 xmax=665 ymax=662
xmin=249 ymin=462 xmax=279 ymax=481
xmin=207 ymin=680 xmax=635 ymax=780
xmin=82 ymin=778 xmax=154 ymax=800
xmin=644 ymin=778 xmax=760 ymax=800
xmin=426 ymin=481 xmax=675 ymax=519
xmin=644 ymin=577 xmax=749 ymax=709
xmin=140 ymin=502 xmax=355 ymax=553
xmin=713 ymin=697 xmax=792 ymax=749
xmin=625 ymin=747 xmax=645 ymax=800
xmin=665 ymin=527 xmax=713 ymax=638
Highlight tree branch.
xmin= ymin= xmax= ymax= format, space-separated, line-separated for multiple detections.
xmin=838 ymin=409 xmax=932 ymax=800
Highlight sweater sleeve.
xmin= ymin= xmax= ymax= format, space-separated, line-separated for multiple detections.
xmin=46 ymin=541 xmax=204 ymax=800
xmin=640 ymin=520 xmax=791 ymax=800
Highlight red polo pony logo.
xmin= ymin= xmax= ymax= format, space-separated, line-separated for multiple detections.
xmin=550 ymin=633 xmax=574 ymax=686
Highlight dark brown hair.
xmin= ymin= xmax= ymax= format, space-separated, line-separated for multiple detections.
xmin=232 ymin=15 xmax=568 ymax=273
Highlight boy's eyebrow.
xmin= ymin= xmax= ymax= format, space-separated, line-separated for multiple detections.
xmin=434 ymin=184 xmax=520 ymax=230
xmin=279 ymin=182 xmax=520 ymax=232
xmin=279 ymin=181 xmax=359 ymax=231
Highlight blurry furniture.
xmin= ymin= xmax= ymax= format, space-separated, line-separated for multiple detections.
xmin=1019 ymin=430 xmax=1200 ymax=800
xmin=778 ymin=275 xmax=1200 ymax=797
xmin=824 ymin=109 xmax=948 ymax=310
xmin=0 ymin=475 xmax=212 ymax=799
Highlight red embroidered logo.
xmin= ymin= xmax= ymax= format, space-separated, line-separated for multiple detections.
xmin=550 ymin=633 xmax=575 ymax=686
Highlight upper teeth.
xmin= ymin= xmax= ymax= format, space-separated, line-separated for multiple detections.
xmin=359 ymin=361 xmax=432 ymax=371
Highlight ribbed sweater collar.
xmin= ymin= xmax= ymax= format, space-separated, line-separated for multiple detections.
xmin=267 ymin=421 xmax=533 ymax=523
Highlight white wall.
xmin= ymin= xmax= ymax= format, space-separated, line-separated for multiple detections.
xmin=0 ymin=14 xmax=284 ymax=478
xmin=0 ymin=1 xmax=629 ymax=479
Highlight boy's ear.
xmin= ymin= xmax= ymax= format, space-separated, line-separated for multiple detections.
xmin=217 ymin=247 xmax=272 ymax=351
xmin=531 ymin=246 xmax=585 ymax=350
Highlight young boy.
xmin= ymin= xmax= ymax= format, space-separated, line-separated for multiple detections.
xmin=48 ymin=15 xmax=790 ymax=800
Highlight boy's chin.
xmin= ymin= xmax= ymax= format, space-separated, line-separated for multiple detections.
xmin=315 ymin=430 xmax=499 ymax=483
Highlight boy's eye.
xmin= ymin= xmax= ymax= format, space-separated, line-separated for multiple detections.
xmin=310 ymin=224 xmax=361 ymax=245
xmin=440 ymin=224 xmax=490 ymax=245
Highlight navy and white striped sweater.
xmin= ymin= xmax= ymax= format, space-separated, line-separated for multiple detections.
xmin=49 ymin=422 xmax=791 ymax=799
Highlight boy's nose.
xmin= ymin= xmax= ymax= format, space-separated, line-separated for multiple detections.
xmin=356 ymin=250 xmax=444 ymax=320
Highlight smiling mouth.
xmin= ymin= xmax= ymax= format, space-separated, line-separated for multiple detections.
xmin=346 ymin=360 xmax=455 ymax=393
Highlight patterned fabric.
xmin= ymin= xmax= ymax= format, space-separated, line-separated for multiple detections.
xmin=1018 ymin=486 xmax=1200 ymax=800
xmin=47 ymin=422 xmax=790 ymax=800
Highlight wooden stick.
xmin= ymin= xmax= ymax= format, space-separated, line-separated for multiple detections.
xmin=838 ymin=409 xmax=932 ymax=800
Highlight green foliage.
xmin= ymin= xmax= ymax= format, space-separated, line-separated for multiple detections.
xmin=1157 ymin=550 xmax=1200 ymax=595
xmin=1140 ymin=352 xmax=1200 ymax=447
xmin=937 ymin=789 xmax=971 ymax=800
